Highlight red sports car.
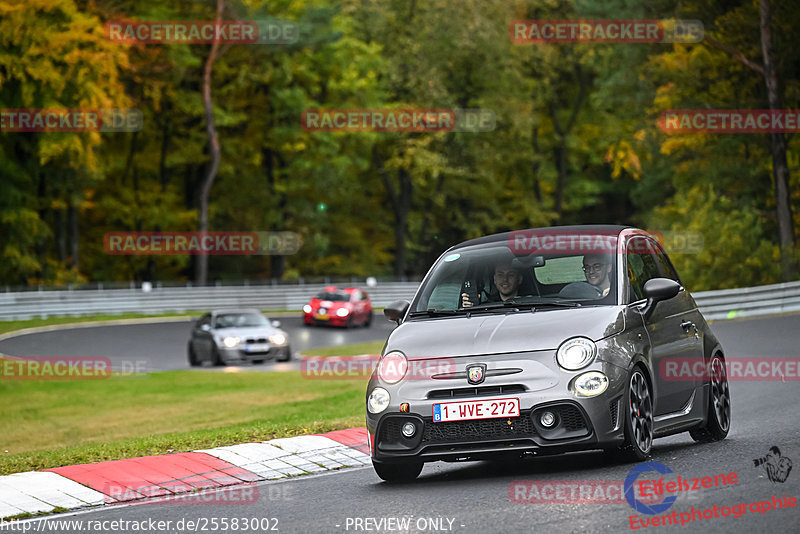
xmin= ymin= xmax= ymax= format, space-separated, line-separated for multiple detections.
xmin=303 ymin=286 xmax=373 ymax=327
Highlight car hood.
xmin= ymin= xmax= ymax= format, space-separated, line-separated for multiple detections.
xmin=387 ymin=306 xmax=625 ymax=358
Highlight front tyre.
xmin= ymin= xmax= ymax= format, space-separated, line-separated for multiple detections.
xmin=690 ymin=355 xmax=731 ymax=442
xmin=211 ymin=347 xmax=225 ymax=367
xmin=277 ymin=346 xmax=292 ymax=362
xmin=615 ymin=368 xmax=653 ymax=462
xmin=372 ymin=461 xmax=423 ymax=482
xmin=188 ymin=344 xmax=201 ymax=367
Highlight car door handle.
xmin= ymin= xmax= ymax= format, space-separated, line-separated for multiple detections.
xmin=680 ymin=320 xmax=695 ymax=331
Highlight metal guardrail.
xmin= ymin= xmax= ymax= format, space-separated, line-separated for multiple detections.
xmin=0 ymin=283 xmax=421 ymax=321
xmin=0 ymin=280 xmax=799 ymax=321
xmin=692 ymin=280 xmax=800 ymax=320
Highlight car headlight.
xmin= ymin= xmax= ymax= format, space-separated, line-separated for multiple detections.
xmin=573 ymin=371 xmax=609 ymax=397
xmin=377 ymin=351 xmax=408 ymax=384
xmin=336 ymin=308 xmax=350 ymax=317
xmin=222 ymin=336 xmax=240 ymax=348
xmin=368 ymin=387 xmax=390 ymax=413
xmin=269 ymin=333 xmax=287 ymax=345
xmin=303 ymin=304 xmax=312 ymax=314
xmin=556 ymin=337 xmax=596 ymax=370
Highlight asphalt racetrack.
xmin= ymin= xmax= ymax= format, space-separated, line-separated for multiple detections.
xmin=10 ymin=313 xmax=800 ymax=533
xmin=0 ymin=315 xmax=396 ymax=372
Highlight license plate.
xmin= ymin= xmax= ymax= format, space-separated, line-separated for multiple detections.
xmin=315 ymin=314 xmax=329 ymax=320
xmin=432 ymin=397 xmax=520 ymax=423
xmin=245 ymin=344 xmax=270 ymax=353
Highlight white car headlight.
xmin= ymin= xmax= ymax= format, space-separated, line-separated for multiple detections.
xmin=222 ymin=336 xmax=240 ymax=348
xmin=336 ymin=308 xmax=350 ymax=317
xmin=303 ymin=304 xmax=312 ymax=314
xmin=573 ymin=371 xmax=609 ymax=397
xmin=368 ymin=387 xmax=390 ymax=413
xmin=556 ymin=337 xmax=596 ymax=370
xmin=377 ymin=351 xmax=408 ymax=384
xmin=269 ymin=333 xmax=287 ymax=345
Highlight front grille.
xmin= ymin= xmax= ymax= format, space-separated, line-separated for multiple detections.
xmin=379 ymin=419 xmax=404 ymax=443
xmin=422 ymin=413 xmax=535 ymax=443
xmin=245 ymin=337 xmax=268 ymax=344
xmin=427 ymin=384 xmax=526 ymax=399
xmin=559 ymin=404 xmax=587 ymax=431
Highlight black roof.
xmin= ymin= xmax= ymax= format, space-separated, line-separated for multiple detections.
xmin=448 ymin=224 xmax=637 ymax=251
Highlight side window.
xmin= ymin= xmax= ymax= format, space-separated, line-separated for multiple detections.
xmin=361 ymin=291 xmax=369 ymax=301
xmin=198 ymin=314 xmax=211 ymax=328
xmin=651 ymin=242 xmax=681 ymax=282
xmin=626 ymin=238 xmax=661 ymax=302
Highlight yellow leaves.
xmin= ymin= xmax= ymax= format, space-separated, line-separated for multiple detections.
xmin=605 ymin=140 xmax=642 ymax=180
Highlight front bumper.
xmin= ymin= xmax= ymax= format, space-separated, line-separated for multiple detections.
xmin=366 ymin=352 xmax=629 ymax=463
xmin=303 ymin=312 xmax=350 ymax=326
xmin=219 ymin=345 xmax=290 ymax=363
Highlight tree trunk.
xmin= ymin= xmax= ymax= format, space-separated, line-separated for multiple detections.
xmin=374 ymin=146 xmax=412 ymax=280
xmin=759 ymin=0 xmax=796 ymax=280
xmin=196 ymin=0 xmax=224 ymax=285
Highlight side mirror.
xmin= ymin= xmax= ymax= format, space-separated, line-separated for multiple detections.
xmin=641 ymin=278 xmax=681 ymax=318
xmin=271 ymin=320 xmax=281 ymax=328
xmin=384 ymin=300 xmax=410 ymax=324
xmin=200 ymin=324 xmax=211 ymax=332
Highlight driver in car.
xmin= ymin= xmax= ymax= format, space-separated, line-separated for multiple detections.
xmin=461 ymin=260 xmax=523 ymax=307
xmin=559 ymin=253 xmax=613 ymax=298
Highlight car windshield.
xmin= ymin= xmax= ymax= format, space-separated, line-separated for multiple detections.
xmin=411 ymin=239 xmax=618 ymax=313
xmin=315 ymin=292 xmax=350 ymax=302
xmin=213 ymin=313 xmax=269 ymax=329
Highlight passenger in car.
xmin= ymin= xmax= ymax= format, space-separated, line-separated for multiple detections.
xmin=559 ymin=253 xmax=613 ymax=298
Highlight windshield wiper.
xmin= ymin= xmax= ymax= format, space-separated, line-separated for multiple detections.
xmin=532 ymin=301 xmax=583 ymax=308
xmin=407 ymin=309 xmax=462 ymax=318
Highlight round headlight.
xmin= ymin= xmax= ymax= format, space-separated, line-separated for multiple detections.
xmin=368 ymin=387 xmax=390 ymax=413
xmin=303 ymin=304 xmax=312 ymax=314
xmin=222 ymin=336 xmax=240 ymax=348
xmin=269 ymin=333 xmax=287 ymax=345
xmin=556 ymin=337 xmax=596 ymax=370
xmin=573 ymin=371 xmax=609 ymax=397
xmin=336 ymin=308 xmax=350 ymax=317
xmin=377 ymin=351 xmax=408 ymax=384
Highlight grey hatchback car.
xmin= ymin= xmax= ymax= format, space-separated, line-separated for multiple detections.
xmin=366 ymin=226 xmax=731 ymax=482
xmin=188 ymin=309 xmax=291 ymax=366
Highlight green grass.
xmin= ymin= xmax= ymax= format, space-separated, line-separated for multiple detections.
xmin=0 ymin=367 xmax=367 ymax=475
xmin=301 ymin=340 xmax=384 ymax=357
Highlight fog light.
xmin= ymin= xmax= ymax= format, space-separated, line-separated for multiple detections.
xmin=401 ymin=422 xmax=416 ymax=438
xmin=540 ymin=411 xmax=556 ymax=428
xmin=573 ymin=371 xmax=609 ymax=397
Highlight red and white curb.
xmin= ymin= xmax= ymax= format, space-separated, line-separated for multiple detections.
xmin=0 ymin=427 xmax=370 ymax=519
